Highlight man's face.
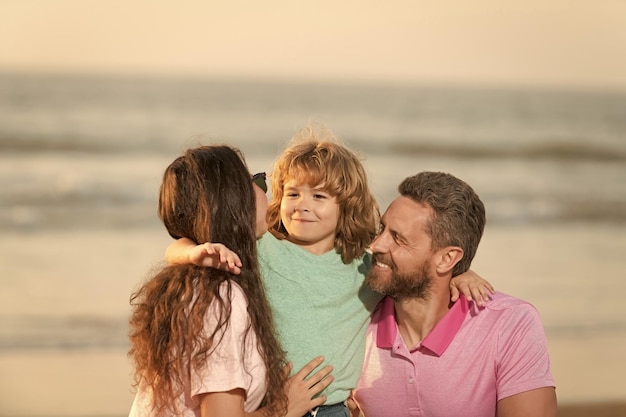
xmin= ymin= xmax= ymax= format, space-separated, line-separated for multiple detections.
xmin=365 ymin=196 xmax=436 ymax=300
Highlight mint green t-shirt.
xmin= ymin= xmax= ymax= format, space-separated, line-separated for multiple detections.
xmin=257 ymin=233 xmax=383 ymax=405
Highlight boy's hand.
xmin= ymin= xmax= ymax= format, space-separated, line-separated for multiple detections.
xmin=189 ymin=243 xmax=242 ymax=274
xmin=450 ymin=269 xmax=495 ymax=307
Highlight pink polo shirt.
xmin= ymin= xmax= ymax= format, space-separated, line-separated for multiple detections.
xmin=353 ymin=292 xmax=555 ymax=417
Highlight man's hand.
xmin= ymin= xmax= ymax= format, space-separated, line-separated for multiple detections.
xmin=347 ymin=393 xmax=363 ymax=417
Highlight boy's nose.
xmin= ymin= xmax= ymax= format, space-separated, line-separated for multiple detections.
xmin=295 ymin=198 xmax=310 ymax=212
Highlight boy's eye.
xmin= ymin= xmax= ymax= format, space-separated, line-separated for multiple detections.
xmin=313 ymin=193 xmax=327 ymax=199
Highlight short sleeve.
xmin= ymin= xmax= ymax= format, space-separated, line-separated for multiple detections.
xmin=496 ymin=303 xmax=555 ymax=400
xmin=189 ymin=283 xmax=253 ymax=402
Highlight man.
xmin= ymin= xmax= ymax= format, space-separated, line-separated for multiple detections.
xmin=351 ymin=172 xmax=556 ymax=417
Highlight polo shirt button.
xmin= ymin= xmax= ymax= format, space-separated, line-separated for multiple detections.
xmin=408 ymin=377 xmax=414 ymax=384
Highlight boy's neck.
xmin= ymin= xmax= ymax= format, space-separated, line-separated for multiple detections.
xmin=286 ymin=235 xmax=335 ymax=256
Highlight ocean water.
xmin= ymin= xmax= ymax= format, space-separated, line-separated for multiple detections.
xmin=1 ymin=72 xmax=625 ymax=351
xmin=1 ymin=72 xmax=625 ymax=234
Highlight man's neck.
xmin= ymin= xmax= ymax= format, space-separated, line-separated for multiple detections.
xmin=394 ymin=289 xmax=452 ymax=350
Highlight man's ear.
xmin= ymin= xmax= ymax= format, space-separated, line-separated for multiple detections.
xmin=436 ymin=246 xmax=464 ymax=274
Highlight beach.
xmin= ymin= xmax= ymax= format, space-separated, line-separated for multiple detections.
xmin=1 ymin=73 xmax=625 ymax=416
xmin=1 ymin=224 xmax=625 ymax=416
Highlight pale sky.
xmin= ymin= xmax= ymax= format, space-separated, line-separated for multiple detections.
xmin=1 ymin=0 xmax=626 ymax=89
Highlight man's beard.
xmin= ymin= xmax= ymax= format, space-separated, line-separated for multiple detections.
xmin=366 ymin=257 xmax=433 ymax=301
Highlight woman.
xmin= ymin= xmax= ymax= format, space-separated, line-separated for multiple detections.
xmin=128 ymin=145 xmax=331 ymax=417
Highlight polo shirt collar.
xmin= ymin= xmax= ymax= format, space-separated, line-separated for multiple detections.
xmin=376 ymin=295 xmax=470 ymax=357
xmin=375 ymin=296 xmax=397 ymax=349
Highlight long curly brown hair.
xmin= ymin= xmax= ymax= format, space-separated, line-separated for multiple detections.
xmin=128 ymin=145 xmax=287 ymax=416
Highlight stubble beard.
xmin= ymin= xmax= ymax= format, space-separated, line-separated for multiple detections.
xmin=366 ymin=259 xmax=433 ymax=301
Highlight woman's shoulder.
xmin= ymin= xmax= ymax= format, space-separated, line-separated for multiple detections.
xmin=216 ymin=280 xmax=247 ymax=303
xmin=211 ymin=281 xmax=251 ymax=328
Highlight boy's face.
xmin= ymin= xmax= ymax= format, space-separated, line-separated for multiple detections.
xmin=280 ymin=179 xmax=340 ymax=255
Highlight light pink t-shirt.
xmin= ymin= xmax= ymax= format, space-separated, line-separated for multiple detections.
xmin=353 ymin=292 xmax=555 ymax=417
xmin=129 ymin=282 xmax=267 ymax=417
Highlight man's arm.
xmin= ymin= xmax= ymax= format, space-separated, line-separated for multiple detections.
xmin=496 ymin=386 xmax=557 ymax=417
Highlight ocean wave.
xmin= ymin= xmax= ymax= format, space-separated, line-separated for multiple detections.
xmin=544 ymin=321 xmax=626 ymax=338
xmin=1 ymin=314 xmax=624 ymax=352
xmin=0 ymin=133 xmax=166 ymax=154
xmin=0 ymin=132 xmax=280 ymax=156
xmin=381 ymin=141 xmax=626 ymax=161
xmin=1 ymin=198 xmax=625 ymax=233
xmin=0 ymin=315 xmax=129 ymax=352
xmin=2 ymin=132 xmax=625 ymax=162
xmin=2 ymin=72 xmax=626 ymax=161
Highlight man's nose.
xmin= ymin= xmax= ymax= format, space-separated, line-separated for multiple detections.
xmin=369 ymin=233 xmax=387 ymax=253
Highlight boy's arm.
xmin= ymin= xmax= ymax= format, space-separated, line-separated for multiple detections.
xmin=165 ymin=237 xmax=198 ymax=265
xmin=165 ymin=237 xmax=243 ymax=274
xmin=450 ymin=269 xmax=495 ymax=307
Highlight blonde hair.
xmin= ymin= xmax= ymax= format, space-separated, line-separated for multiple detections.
xmin=267 ymin=124 xmax=380 ymax=263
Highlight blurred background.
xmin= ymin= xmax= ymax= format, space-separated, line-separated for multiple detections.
xmin=1 ymin=1 xmax=625 ymax=416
